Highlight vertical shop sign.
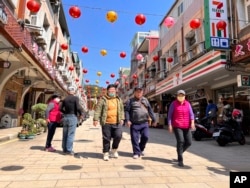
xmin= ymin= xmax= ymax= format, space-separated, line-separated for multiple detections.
xmin=204 ymin=0 xmax=230 ymax=49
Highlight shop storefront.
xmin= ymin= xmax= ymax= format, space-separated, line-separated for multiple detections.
xmin=214 ymin=84 xmax=250 ymax=134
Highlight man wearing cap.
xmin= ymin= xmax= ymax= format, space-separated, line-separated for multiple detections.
xmin=44 ymin=94 xmax=62 ymax=152
xmin=168 ymin=89 xmax=195 ymax=167
xmin=60 ymin=86 xmax=84 ymax=155
xmin=93 ymin=84 xmax=124 ymax=161
xmin=125 ymin=87 xmax=156 ymax=159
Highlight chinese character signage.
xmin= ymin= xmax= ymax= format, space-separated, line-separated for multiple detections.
xmin=204 ymin=0 xmax=230 ymax=49
xmin=232 ymin=38 xmax=250 ymax=63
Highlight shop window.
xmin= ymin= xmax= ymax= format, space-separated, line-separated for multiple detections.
xmin=4 ymin=90 xmax=17 ymax=109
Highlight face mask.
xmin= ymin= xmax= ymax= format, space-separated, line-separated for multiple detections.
xmin=177 ymin=96 xmax=185 ymax=102
xmin=54 ymin=98 xmax=60 ymax=103
xmin=108 ymin=93 xmax=116 ymax=97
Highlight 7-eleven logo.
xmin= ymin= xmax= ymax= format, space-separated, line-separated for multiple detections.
xmin=212 ymin=1 xmax=224 ymax=17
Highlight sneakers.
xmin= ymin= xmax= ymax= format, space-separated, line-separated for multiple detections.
xmin=141 ymin=151 xmax=145 ymax=156
xmin=45 ymin=147 xmax=56 ymax=152
xmin=103 ymin=152 xmax=109 ymax=161
xmin=64 ymin=151 xmax=75 ymax=156
xmin=133 ymin=154 xmax=140 ymax=159
xmin=110 ymin=149 xmax=119 ymax=158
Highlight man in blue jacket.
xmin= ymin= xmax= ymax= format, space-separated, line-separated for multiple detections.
xmin=125 ymin=87 xmax=156 ymax=159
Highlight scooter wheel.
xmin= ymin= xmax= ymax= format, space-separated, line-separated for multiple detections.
xmin=239 ymin=137 xmax=246 ymax=145
xmin=193 ymin=131 xmax=202 ymax=141
xmin=217 ymin=137 xmax=227 ymax=146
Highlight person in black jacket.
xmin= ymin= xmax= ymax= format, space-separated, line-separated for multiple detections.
xmin=125 ymin=87 xmax=156 ymax=159
xmin=60 ymin=86 xmax=84 ymax=155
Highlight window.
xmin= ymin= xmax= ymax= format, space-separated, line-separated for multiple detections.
xmin=185 ymin=30 xmax=196 ymax=50
xmin=178 ymin=3 xmax=183 ymax=16
xmin=4 ymin=90 xmax=17 ymax=109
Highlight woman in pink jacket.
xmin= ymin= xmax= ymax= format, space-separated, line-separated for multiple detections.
xmin=168 ymin=90 xmax=195 ymax=167
xmin=44 ymin=94 xmax=62 ymax=152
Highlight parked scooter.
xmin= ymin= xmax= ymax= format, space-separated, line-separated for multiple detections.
xmin=212 ymin=109 xmax=245 ymax=146
xmin=193 ymin=111 xmax=216 ymax=141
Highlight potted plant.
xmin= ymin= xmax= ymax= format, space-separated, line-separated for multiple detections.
xmin=31 ymin=103 xmax=47 ymax=134
xmin=19 ymin=113 xmax=35 ymax=139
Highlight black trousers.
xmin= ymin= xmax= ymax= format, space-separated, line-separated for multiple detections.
xmin=102 ymin=124 xmax=122 ymax=153
xmin=45 ymin=122 xmax=58 ymax=148
xmin=173 ymin=127 xmax=192 ymax=162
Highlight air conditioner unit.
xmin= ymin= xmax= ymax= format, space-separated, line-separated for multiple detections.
xmin=30 ymin=15 xmax=40 ymax=26
xmin=15 ymin=70 xmax=25 ymax=78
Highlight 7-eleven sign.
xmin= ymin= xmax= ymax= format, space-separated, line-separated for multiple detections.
xmin=204 ymin=0 xmax=230 ymax=49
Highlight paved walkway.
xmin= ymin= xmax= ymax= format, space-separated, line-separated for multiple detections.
xmin=0 ymin=117 xmax=250 ymax=188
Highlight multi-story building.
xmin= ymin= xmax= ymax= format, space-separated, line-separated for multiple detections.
xmin=0 ymin=0 xmax=85 ymax=128
xmin=127 ymin=0 xmax=250 ymax=132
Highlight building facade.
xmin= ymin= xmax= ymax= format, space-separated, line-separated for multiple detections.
xmin=0 ymin=0 xmax=86 ymax=129
xmin=123 ymin=0 xmax=250 ymax=133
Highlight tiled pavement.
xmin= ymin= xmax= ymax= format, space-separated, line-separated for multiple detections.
xmin=0 ymin=118 xmax=250 ymax=188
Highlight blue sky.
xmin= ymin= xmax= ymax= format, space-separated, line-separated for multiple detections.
xmin=62 ymin=0 xmax=175 ymax=87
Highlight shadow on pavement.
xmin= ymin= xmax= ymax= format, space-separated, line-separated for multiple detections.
xmin=30 ymin=146 xmax=45 ymax=150
xmin=61 ymin=165 xmax=82 ymax=170
xmin=74 ymin=152 xmax=102 ymax=159
xmin=124 ymin=164 xmax=144 ymax=170
xmin=207 ymin=166 xmax=229 ymax=176
xmin=1 ymin=165 xmax=24 ymax=171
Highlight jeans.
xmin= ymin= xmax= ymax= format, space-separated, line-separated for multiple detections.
xmin=45 ymin=122 xmax=58 ymax=148
xmin=130 ymin=123 xmax=149 ymax=155
xmin=62 ymin=114 xmax=77 ymax=152
xmin=102 ymin=124 xmax=122 ymax=153
xmin=173 ymin=128 xmax=192 ymax=162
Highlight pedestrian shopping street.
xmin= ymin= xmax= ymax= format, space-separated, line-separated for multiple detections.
xmin=0 ymin=117 xmax=250 ymax=188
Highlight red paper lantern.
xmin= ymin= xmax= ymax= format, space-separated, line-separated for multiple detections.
xmin=75 ymin=78 xmax=79 ymax=82
xmin=110 ymin=73 xmax=115 ymax=78
xmin=216 ymin=20 xmax=227 ymax=30
xmin=135 ymin=14 xmax=146 ymax=25
xmin=153 ymin=55 xmax=159 ymax=62
xmin=82 ymin=69 xmax=88 ymax=74
xmin=136 ymin=54 xmax=143 ymax=61
xmin=61 ymin=43 xmax=68 ymax=50
xmin=115 ymin=81 xmax=119 ymax=85
xmin=79 ymin=86 xmax=82 ymax=89
xmin=125 ymin=81 xmax=129 ymax=86
xmin=132 ymin=74 xmax=137 ymax=79
xmin=167 ymin=57 xmax=173 ymax=63
xmin=68 ymin=66 xmax=74 ymax=71
xmin=164 ymin=16 xmax=175 ymax=28
xmin=106 ymin=81 xmax=110 ymax=84
xmin=81 ymin=46 xmax=88 ymax=53
xmin=69 ymin=6 xmax=81 ymax=18
xmin=189 ymin=19 xmax=201 ymax=29
xmin=27 ymin=0 xmax=41 ymax=13
xmin=120 ymin=52 xmax=126 ymax=58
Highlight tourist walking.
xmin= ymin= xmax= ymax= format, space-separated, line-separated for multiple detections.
xmin=60 ymin=86 xmax=84 ymax=155
xmin=168 ymin=90 xmax=195 ymax=167
xmin=125 ymin=87 xmax=156 ymax=159
xmin=93 ymin=84 xmax=125 ymax=161
xmin=44 ymin=94 xmax=62 ymax=152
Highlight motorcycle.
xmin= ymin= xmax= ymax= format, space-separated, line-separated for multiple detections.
xmin=212 ymin=109 xmax=245 ymax=146
xmin=193 ymin=111 xmax=217 ymax=141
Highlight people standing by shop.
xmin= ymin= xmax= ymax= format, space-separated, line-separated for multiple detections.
xmin=60 ymin=86 xmax=84 ymax=155
xmin=44 ymin=94 xmax=62 ymax=152
xmin=125 ymin=87 xmax=156 ymax=159
xmin=206 ymin=99 xmax=218 ymax=125
xmin=93 ymin=84 xmax=125 ymax=161
xmin=168 ymin=90 xmax=195 ymax=167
